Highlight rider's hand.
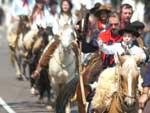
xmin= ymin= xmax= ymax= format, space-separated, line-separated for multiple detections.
xmin=97 ymin=39 xmax=103 ymax=48
xmin=31 ymin=70 xmax=40 ymax=79
xmin=139 ymin=93 xmax=149 ymax=109
xmin=74 ymin=25 xmax=80 ymax=30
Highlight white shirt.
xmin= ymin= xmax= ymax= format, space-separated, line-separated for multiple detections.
xmin=44 ymin=13 xmax=59 ymax=35
xmin=57 ymin=13 xmax=78 ymax=29
xmin=31 ymin=13 xmax=46 ymax=30
xmin=101 ymin=42 xmax=146 ymax=64
xmin=130 ymin=1 xmax=144 ymax=22
xmin=11 ymin=0 xmax=35 ymax=17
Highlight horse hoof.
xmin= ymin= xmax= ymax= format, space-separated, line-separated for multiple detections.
xmin=16 ymin=76 xmax=23 ymax=81
xmin=46 ymin=105 xmax=53 ymax=111
xmin=30 ymin=87 xmax=39 ymax=96
xmin=25 ymin=77 xmax=29 ymax=81
xmin=37 ymin=98 xmax=44 ymax=104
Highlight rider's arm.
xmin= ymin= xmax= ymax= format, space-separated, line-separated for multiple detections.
xmin=138 ymin=63 xmax=150 ymax=109
xmin=142 ymin=64 xmax=150 ymax=88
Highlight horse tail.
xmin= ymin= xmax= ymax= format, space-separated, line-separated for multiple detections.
xmin=55 ymin=76 xmax=79 ymax=113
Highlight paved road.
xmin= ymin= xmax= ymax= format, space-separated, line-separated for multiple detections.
xmin=0 ymin=26 xmax=54 ymax=113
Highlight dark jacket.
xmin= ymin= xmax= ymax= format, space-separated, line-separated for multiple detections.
xmin=142 ymin=63 xmax=150 ymax=87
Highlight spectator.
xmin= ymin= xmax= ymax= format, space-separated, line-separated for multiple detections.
xmin=120 ymin=3 xmax=133 ymax=29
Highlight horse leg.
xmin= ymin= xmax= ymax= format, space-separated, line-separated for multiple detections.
xmin=9 ymin=49 xmax=15 ymax=66
xmin=46 ymin=85 xmax=53 ymax=111
xmin=28 ymin=62 xmax=39 ymax=95
xmin=65 ymin=102 xmax=71 ymax=113
xmin=14 ymin=55 xmax=22 ymax=80
xmin=50 ymin=77 xmax=59 ymax=103
xmin=38 ymin=87 xmax=44 ymax=104
xmin=22 ymin=61 xmax=29 ymax=80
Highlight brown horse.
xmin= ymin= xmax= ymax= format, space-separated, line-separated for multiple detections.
xmin=92 ymin=55 xmax=141 ymax=113
xmin=56 ymin=52 xmax=103 ymax=113
xmin=8 ymin=15 xmax=30 ymax=80
xmin=76 ymin=52 xmax=103 ymax=113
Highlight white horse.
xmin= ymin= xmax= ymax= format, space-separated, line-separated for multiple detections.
xmin=48 ymin=24 xmax=78 ymax=102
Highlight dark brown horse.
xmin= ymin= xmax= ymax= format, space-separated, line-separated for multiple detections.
xmin=76 ymin=52 xmax=103 ymax=113
xmin=56 ymin=52 xmax=103 ymax=113
xmin=28 ymin=26 xmax=53 ymax=94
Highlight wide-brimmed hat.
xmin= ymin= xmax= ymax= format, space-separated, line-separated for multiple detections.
xmin=95 ymin=5 xmax=111 ymax=14
xmin=119 ymin=24 xmax=140 ymax=37
xmin=131 ymin=21 xmax=145 ymax=29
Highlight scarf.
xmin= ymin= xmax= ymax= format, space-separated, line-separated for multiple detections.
xmin=23 ymin=0 xmax=28 ymax=7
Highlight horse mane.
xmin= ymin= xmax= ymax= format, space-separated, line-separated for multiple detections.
xmin=91 ymin=66 xmax=119 ymax=112
xmin=121 ymin=56 xmax=139 ymax=78
xmin=92 ymin=56 xmax=140 ymax=112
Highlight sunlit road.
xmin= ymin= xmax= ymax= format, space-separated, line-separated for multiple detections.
xmin=0 ymin=27 xmax=54 ymax=113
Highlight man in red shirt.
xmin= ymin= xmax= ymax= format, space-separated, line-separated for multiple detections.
xmin=99 ymin=11 xmax=122 ymax=68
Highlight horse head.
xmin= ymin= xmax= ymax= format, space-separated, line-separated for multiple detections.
xmin=18 ymin=15 xmax=30 ymax=34
xmin=118 ymin=55 xmax=140 ymax=109
xmin=58 ymin=24 xmax=77 ymax=51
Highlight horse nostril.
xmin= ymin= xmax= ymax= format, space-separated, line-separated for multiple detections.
xmin=124 ymin=99 xmax=136 ymax=108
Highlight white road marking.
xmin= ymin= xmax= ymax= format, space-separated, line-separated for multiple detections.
xmin=0 ymin=97 xmax=16 ymax=113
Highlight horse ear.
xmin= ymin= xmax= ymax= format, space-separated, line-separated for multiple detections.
xmin=134 ymin=55 xmax=141 ymax=65
xmin=37 ymin=25 xmax=40 ymax=29
xmin=117 ymin=53 xmax=125 ymax=65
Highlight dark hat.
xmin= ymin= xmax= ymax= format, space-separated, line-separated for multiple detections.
xmin=119 ymin=24 xmax=140 ymax=37
xmin=36 ymin=0 xmax=44 ymax=3
xmin=131 ymin=21 xmax=145 ymax=29
xmin=90 ymin=3 xmax=101 ymax=14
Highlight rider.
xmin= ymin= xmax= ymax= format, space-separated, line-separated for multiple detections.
xmin=11 ymin=0 xmax=35 ymax=22
xmin=10 ymin=0 xmax=35 ymax=49
xmin=30 ymin=0 xmax=46 ymax=30
xmin=43 ymin=0 xmax=59 ymax=38
xmin=32 ymin=0 xmax=78 ymax=78
xmin=98 ymin=11 xmax=122 ymax=68
xmin=89 ymin=24 xmax=146 ymax=91
xmin=131 ymin=20 xmax=145 ymax=48
xmin=94 ymin=5 xmax=110 ymax=33
xmin=139 ymin=65 xmax=150 ymax=112
xmin=97 ymin=24 xmax=146 ymax=64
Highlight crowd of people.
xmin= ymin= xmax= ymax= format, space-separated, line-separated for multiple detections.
xmin=7 ymin=0 xmax=150 ymax=112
